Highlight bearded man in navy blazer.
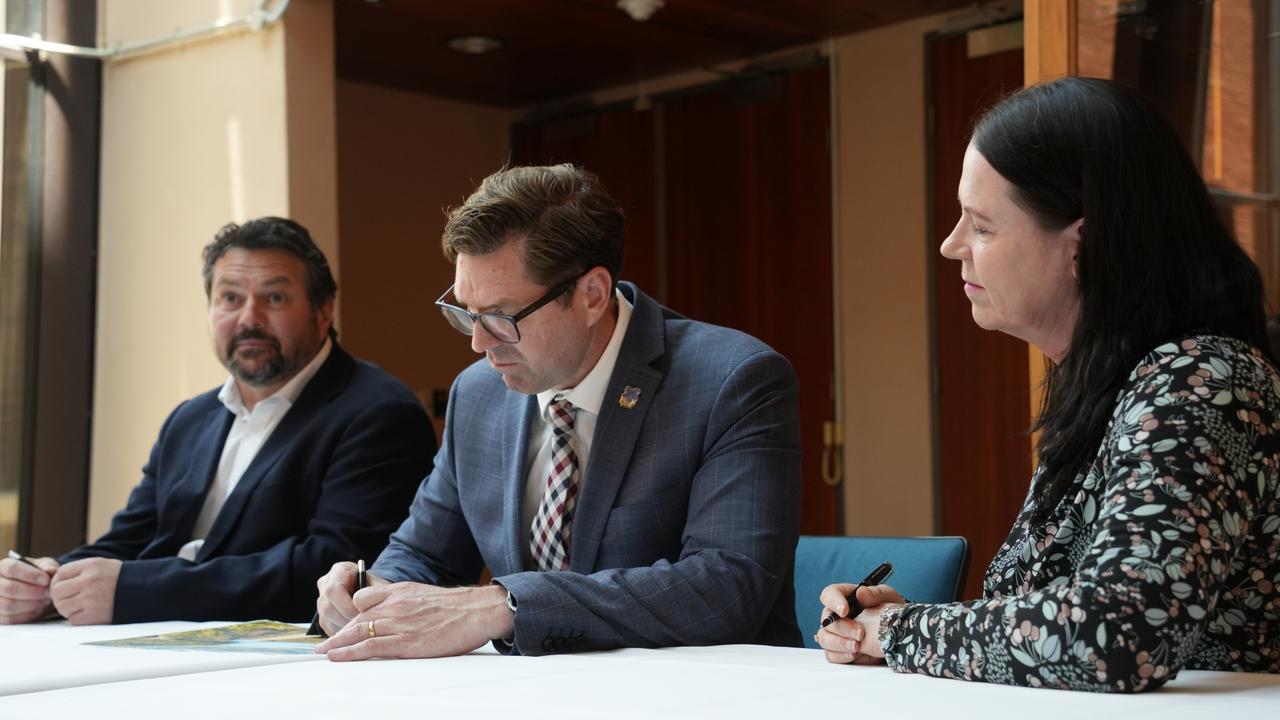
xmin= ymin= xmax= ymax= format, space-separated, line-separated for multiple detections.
xmin=315 ymin=165 xmax=802 ymax=658
xmin=0 ymin=217 xmax=434 ymax=625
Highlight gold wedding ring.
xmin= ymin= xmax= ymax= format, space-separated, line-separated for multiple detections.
xmin=368 ymin=619 xmax=377 ymax=639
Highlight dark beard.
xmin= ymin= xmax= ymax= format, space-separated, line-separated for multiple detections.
xmin=224 ymin=330 xmax=287 ymax=386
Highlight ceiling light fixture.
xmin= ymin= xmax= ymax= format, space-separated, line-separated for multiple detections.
xmin=617 ymin=0 xmax=664 ymax=22
xmin=446 ymin=34 xmax=504 ymax=54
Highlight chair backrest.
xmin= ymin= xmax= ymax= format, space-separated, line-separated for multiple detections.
xmin=793 ymin=535 xmax=970 ymax=649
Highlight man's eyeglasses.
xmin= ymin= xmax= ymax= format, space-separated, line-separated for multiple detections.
xmin=435 ymin=273 xmax=583 ymax=344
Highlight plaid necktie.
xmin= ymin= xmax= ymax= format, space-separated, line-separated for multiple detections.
xmin=530 ymin=397 xmax=580 ymax=571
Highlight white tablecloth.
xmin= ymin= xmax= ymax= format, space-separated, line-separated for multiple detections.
xmin=1 ymin=626 xmax=1276 ymax=718
xmin=0 ymin=620 xmax=322 ymax=696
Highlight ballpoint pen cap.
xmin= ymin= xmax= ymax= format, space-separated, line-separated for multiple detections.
xmin=866 ymin=561 xmax=894 ymax=585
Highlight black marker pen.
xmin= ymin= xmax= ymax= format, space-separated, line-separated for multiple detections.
xmin=819 ymin=561 xmax=894 ymax=629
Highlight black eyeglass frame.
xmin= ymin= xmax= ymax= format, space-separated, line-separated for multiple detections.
xmin=435 ymin=272 xmax=585 ymax=344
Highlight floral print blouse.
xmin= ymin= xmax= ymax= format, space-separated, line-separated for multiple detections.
xmin=879 ymin=335 xmax=1280 ymax=692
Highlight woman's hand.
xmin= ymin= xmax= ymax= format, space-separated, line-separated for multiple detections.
xmin=814 ymin=583 xmax=905 ymax=665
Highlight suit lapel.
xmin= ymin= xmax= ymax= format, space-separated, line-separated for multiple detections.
xmin=499 ymin=392 xmax=537 ymax=576
xmin=197 ymin=343 xmax=356 ymax=560
xmin=168 ymin=404 xmax=234 ymax=547
xmin=569 ymin=283 xmax=665 ymax=572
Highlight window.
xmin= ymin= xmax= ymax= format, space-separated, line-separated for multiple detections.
xmin=0 ymin=1 xmax=44 ymax=555
xmin=1078 ymin=0 xmax=1280 ymax=310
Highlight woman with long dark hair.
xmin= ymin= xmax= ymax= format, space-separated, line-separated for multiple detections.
xmin=815 ymin=77 xmax=1280 ymax=692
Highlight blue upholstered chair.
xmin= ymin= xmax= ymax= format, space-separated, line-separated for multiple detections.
xmin=794 ymin=535 xmax=970 ymax=649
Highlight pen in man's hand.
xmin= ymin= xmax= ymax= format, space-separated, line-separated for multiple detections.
xmin=7 ymin=550 xmax=44 ymax=571
xmin=305 ymin=558 xmax=366 ymax=638
xmin=819 ymin=561 xmax=894 ymax=629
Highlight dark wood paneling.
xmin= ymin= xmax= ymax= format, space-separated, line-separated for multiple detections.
xmin=336 ymin=0 xmax=975 ymax=107
xmin=512 ymin=64 xmax=837 ymax=535
xmin=663 ymin=65 xmax=836 ymax=535
xmin=512 ymin=108 xmax=659 ymax=292
xmin=930 ymin=33 xmax=1028 ymax=599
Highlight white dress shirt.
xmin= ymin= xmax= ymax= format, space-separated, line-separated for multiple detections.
xmin=520 ymin=290 xmax=633 ymax=569
xmin=177 ymin=338 xmax=332 ymax=562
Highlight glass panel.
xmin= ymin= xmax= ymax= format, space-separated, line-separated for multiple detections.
xmin=1200 ymin=0 xmax=1278 ymax=311
xmin=1078 ymin=0 xmax=1280 ymax=311
xmin=1078 ymin=0 xmax=1214 ymax=158
xmin=1223 ymin=201 xmax=1280 ymax=314
xmin=1202 ymin=1 xmax=1266 ymax=195
xmin=1222 ymin=201 xmax=1272 ymax=262
xmin=0 ymin=5 xmax=15 ymax=555
xmin=0 ymin=57 xmax=29 ymax=554
xmin=0 ymin=0 xmax=38 ymax=554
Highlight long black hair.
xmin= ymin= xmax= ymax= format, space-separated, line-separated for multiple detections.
xmin=971 ymin=77 xmax=1277 ymax=522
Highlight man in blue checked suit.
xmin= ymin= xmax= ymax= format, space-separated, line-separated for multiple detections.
xmin=315 ymin=165 xmax=802 ymax=658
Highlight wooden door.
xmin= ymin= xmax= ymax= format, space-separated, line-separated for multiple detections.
xmin=511 ymin=109 xmax=659 ymax=293
xmin=930 ymin=32 xmax=1028 ymax=599
xmin=662 ymin=65 xmax=836 ymax=535
xmin=513 ymin=64 xmax=838 ymax=535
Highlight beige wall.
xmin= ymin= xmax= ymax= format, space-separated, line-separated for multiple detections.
xmin=833 ymin=11 xmax=957 ymax=536
xmin=285 ymin=0 xmax=340 ymax=293
xmin=90 ymin=0 xmax=334 ymax=538
xmin=86 ymin=2 xmax=965 ymax=542
xmin=334 ymin=81 xmax=514 ymax=418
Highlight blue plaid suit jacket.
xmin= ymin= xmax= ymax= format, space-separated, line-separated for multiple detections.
xmin=374 ymin=282 xmax=802 ymax=654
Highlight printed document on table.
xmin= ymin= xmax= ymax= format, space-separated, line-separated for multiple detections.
xmin=86 ymin=620 xmax=323 ymax=655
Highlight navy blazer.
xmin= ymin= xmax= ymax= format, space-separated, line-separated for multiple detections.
xmin=374 ymin=283 xmax=802 ymax=653
xmin=62 ymin=343 xmax=435 ymax=623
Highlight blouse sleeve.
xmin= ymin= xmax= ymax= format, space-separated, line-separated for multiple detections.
xmin=878 ymin=338 xmax=1274 ymax=692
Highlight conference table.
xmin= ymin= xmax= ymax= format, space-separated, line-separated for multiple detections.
xmin=3 ymin=621 xmax=1278 ymax=717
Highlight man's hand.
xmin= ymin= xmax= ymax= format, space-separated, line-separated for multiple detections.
xmin=316 ymin=583 xmax=513 ymax=661
xmin=49 ymin=558 xmax=122 ymax=625
xmin=815 ymin=583 xmax=905 ymax=665
xmin=0 ymin=556 xmax=58 ymax=624
xmin=315 ymin=561 xmax=390 ymax=636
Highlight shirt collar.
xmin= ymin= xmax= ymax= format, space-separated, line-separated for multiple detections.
xmin=217 ymin=337 xmax=333 ymax=416
xmin=536 ymin=288 xmax=632 ymax=419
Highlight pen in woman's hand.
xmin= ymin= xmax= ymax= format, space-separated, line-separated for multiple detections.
xmin=819 ymin=561 xmax=894 ymax=629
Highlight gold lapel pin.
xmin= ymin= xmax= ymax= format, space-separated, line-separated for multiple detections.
xmin=618 ymin=385 xmax=642 ymax=409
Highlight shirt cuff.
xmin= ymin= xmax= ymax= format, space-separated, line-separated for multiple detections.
xmin=877 ymin=602 xmax=911 ymax=668
xmin=489 ymin=579 xmax=518 ymax=654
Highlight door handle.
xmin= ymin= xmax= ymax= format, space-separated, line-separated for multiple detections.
xmin=821 ymin=420 xmax=843 ymax=486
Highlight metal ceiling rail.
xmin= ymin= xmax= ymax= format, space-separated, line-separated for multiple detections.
xmin=0 ymin=0 xmax=290 ymax=63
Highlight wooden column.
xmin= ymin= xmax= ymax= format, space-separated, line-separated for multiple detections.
xmin=25 ymin=0 xmax=99 ymax=555
xmin=1025 ymin=0 xmax=1078 ymax=81
xmin=1023 ymin=0 xmax=1077 ymax=470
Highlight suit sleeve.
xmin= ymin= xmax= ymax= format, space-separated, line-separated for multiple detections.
xmin=59 ymin=406 xmax=186 ymax=565
xmin=107 ymin=398 xmax=434 ymax=623
xmin=496 ymin=350 xmax=802 ymax=655
xmin=372 ymin=378 xmax=487 ymax=589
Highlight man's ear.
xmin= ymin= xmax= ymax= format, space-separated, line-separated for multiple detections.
xmin=580 ymin=266 xmax=614 ymax=322
xmin=316 ymin=296 xmax=336 ymax=336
